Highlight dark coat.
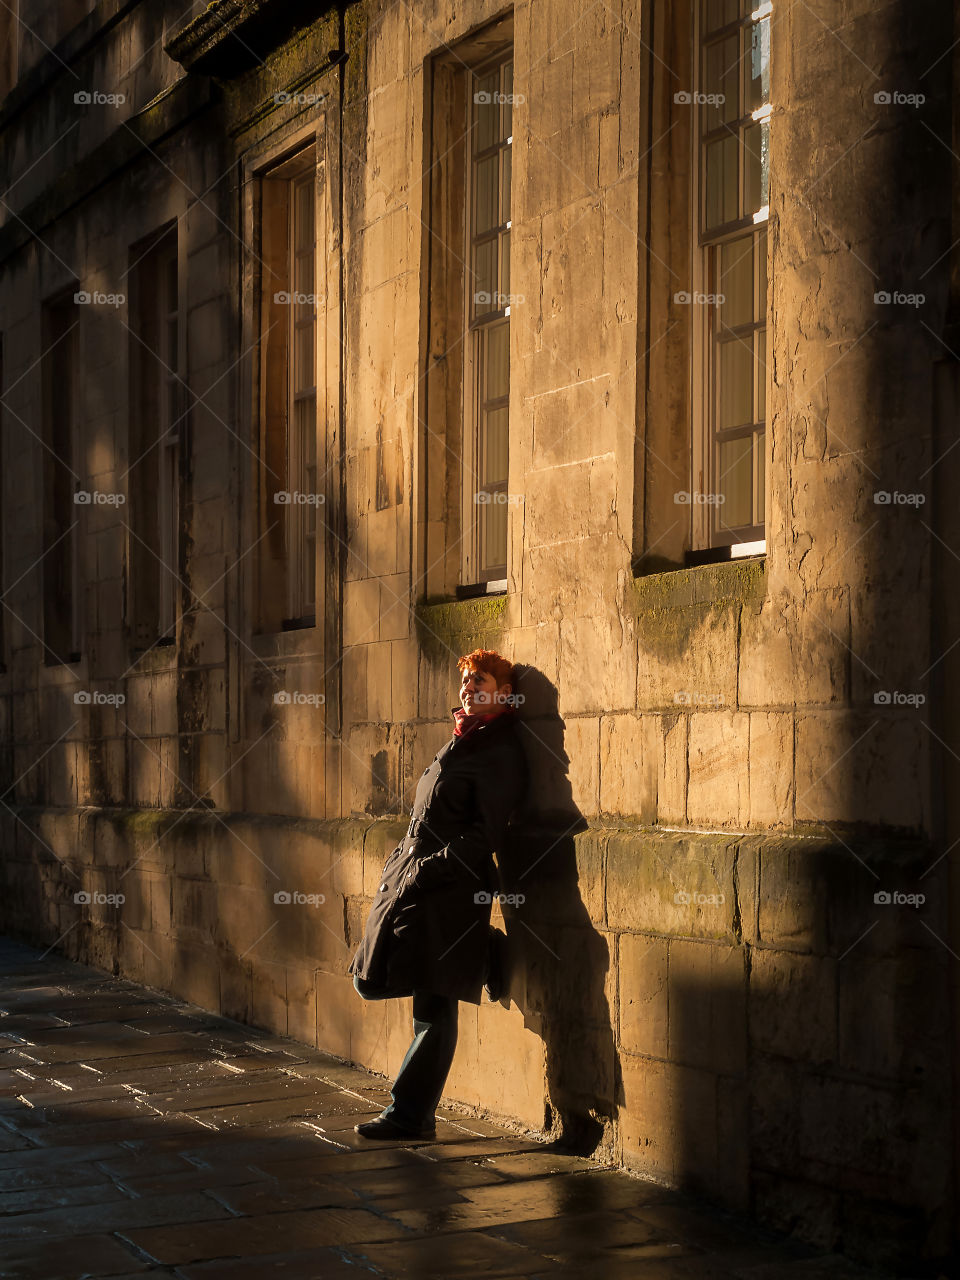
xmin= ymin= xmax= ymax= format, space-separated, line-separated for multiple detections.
xmin=348 ymin=707 xmax=528 ymax=1004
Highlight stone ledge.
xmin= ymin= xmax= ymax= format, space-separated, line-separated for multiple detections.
xmin=165 ymin=0 xmax=339 ymax=76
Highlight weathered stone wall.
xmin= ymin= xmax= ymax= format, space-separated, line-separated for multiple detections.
xmin=0 ymin=0 xmax=955 ymax=1272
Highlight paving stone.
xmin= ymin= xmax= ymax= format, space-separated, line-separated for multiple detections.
xmin=386 ymin=1170 xmax=659 ymax=1234
xmin=0 ymin=1233 xmax=150 ymax=1279
xmin=0 ymin=940 xmax=897 ymax=1280
xmin=202 ymin=1173 xmax=364 ymax=1214
xmin=0 ymin=1189 xmax=232 ymax=1240
xmin=15 ymin=1115 xmax=214 ymax=1148
xmin=175 ymin=1249 xmax=393 ymax=1279
xmin=355 ymin=1228 xmax=565 ymax=1276
xmin=119 ymin=1206 xmax=408 ymax=1264
xmin=0 ymin=1178 xmax=133 ymax=1215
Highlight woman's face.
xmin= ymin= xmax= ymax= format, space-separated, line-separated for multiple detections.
xmin=459 ymin=667 xmax=510 ymax=715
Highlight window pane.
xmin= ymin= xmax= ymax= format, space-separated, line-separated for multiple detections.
xmin=744 ymin=119 xmax=769 ymax=215
xmin=746 ymin=15 xmax=771 ymax=113
xmin=481 ymin=493 xmax=508 ymax=573
xmin=502 ymin=147 xmax=512 ymax=223
xmin=717 ymin=435 xmax=753 ymax=528
xmin=756 ymin=328 xmax=766 ymax=421
xmin=482 ymin=407 xmax=509 ymax=485
xmin=757 ymin=222 xmax=767 ymax=300
xmin=474 ymin=154 xmax=499 ymax=235
xmin=501 ymin=61 xmax=514 ymax=137
xmin=483 ymin=321 xmax=509 ymax=402
xmin=501 ymin=230 xmax=510 ymax=300
xmin=703 ymin=36 xmax=739 ymax=130
xmin=755 ymin=430 xmax=765 ymax=524
xmin=294 ymin=321 xmax=314 ymax=390
xmin=475 ymin=71 xmax=499 ymax=150
xmin=473 ymin=238 xmax=497 ymax=315
xmin=294 ymin=180 xmax=313 ymax=245
xmin=717 ymin=236 xmax=753 ymax=329
xmin=704 ymin=134 xmax=738 ymax=230
xmin=717 ymin=337 xmax=753 ymax=429
xmin=702 ymin=0 xmax=738 ymax=34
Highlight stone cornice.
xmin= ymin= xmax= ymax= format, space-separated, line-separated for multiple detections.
xmin=164 ymin=0 xmax=338 ymax=77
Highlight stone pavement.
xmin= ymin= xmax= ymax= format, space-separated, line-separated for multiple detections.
xmin=0 ymin=936 xmax=899 ymax=1280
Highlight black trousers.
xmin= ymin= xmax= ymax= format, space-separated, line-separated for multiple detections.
xmin=352 ymin=973 xmax=459 ymax=1131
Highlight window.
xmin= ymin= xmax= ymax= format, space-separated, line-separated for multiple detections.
xmin=128 ymin=225 xmax=180 ymax=646
xmin=463 ymin=54 xmax=513 ymax=590
xmin=257 ymin=148 xmax=318 ymax=631
xmin=0 ymin=335 xmax=5 ymax=673
xmin=0 ymin=1 xmax=17 ymax=100
xmin=41 ymin=292 xmax=81 ymax=664
xmin=694 ymin=0 xmax=770 ymax=550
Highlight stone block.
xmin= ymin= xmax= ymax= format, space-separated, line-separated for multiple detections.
xmin=749 ymin=948 xmax=837 ymax=1066
xmin=618 ymin=933 xmax=668 ymax=1058
xmin=668 ymin=938 xmax=747 ymax=1074
xmin=606 ymin=830 xmax=739 ymax=942
xmin=599 ymin=713 xmax=657 ymax=822
xmin=749 ymin=711 xmax=794 ymax=827
xmin=687 ymin=711 xmax=750 ymax=828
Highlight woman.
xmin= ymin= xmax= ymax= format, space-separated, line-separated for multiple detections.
xmin=348 ymin=647 xmax=528 ymax=1139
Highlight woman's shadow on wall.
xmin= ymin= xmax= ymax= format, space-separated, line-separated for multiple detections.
xmin=496 ymin=664 xmax=624 ymax=1159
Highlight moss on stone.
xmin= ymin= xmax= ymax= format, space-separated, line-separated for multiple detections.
xmin=414 ymin=596 xmax=507 ymax=665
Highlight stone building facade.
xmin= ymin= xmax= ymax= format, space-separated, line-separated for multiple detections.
xmin=0 ymin=0 xmax=957 ymax=1271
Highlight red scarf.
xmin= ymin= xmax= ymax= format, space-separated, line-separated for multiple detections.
xmin=452 ymin=705 xmax=516 ymax=739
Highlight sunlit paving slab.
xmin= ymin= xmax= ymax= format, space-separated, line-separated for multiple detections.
xmin=0 ymin=938 xmax=897 ymax=1280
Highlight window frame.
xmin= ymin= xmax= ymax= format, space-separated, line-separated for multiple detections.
xmin=41 ymin=289 xmax=82 ymax=665
xmin=691 ymin=0 xmax=771 ymax=554
xmin=460 ymin=48 xmax=514 ymax=593
xmin=256 ymin=143 xmax=320 ymax=634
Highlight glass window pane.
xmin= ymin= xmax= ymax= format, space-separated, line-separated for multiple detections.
xmin=703 ymin=36 xmax=739 ymax=130
xmin=717 ymin=337 xmax=753 ymax=429
xmin=501 ymin=62 xmax=514 ymax=137
xmin=746 ymin=15 xmax=771 ymax=113
xmin=295 ymin=322 xmax=314 ymax=390
xmin=717 ymin=436 xmax=753 ymax=529
xmin=475 ymin=71 xmax=499 ymax=150
xmin=481 ymin=494 xmax=508 ymax=573
xmin=474 ymin=154 xmax=499 ymax=235
xmin=704 ymin=134 xmax=738 ymax=230
xmin=755 ymin=430 xmax=765 ymax=524
xmin=165 ymin=255 xmax=177 ymax=309
xmin=744 ymin=119 xmax=769 ymax=215
xmin=294 ymin=180 xmax=313 ymax=246
xmin=473 ymin=239 xmax=497 ymax=315
xmin=702 ymin=0 xmax=738 ymax=34
xmin=757 ymin=222 xmax=767 ymax=300
xmin=502 ymin=147 xmax=512 ymax=223
xmin=482 ymin=407 xmax=509 ymax=485
xmin=483 ymin=321 xmax=509 ymax=402
xmin=717 ymin=236 xmax=753 ymax=329
xmin=756 ymin=328 xmax=767 ymax=421
xmin=501 ymin=230 xmax=510 ymax=300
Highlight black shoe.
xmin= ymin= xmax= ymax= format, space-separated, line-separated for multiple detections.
xmin=354 ymin=1116 xmax=436 ymax=1140
xmin=483 ymin=927 xmax=507 ymax=1002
